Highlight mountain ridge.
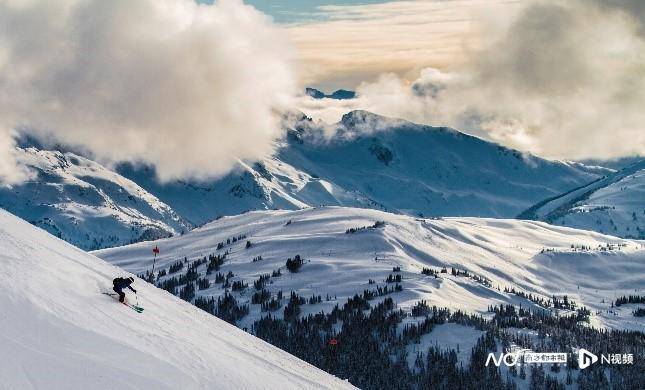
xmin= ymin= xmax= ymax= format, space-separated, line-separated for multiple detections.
xmin=120 ymin=110 xmax=603 ymax=222
xmin=519 ymin=159 xmax=645 ymax=238
xmin=0 ymin=147 xmax=192 ymax=250
xmin=4 ymin=110 xmax=606 ymax=249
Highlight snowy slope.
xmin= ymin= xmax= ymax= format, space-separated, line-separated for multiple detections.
xmin=115 ymin=159 xmax=311 ymax=226
xmin=519 ymin=160 xmax=645 ymax=238
xmin=0 ymin=208 xmax=354 ymax=390
xmin=117 ymin=111 xmax=602 ymax=226
xmin=96 ymin=206 xmax=645 ymax=332
xmin=0 ymin=147 xmax=191 ymax=250
xmin=275 ymin=111 xmax=602 ymax=218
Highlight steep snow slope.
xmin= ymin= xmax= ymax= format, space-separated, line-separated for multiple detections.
xmin=96 ymin=207 xmax=645 ymax=332
xmin=0 ymin=208 xmax=354 ymax=389
xmin=0 ymin=147 xmax=191 ymax=250
xmin=520 ymin=160 xmax=645 ymax=239
xmin=117 ymin=111 xmax=602 ymax=225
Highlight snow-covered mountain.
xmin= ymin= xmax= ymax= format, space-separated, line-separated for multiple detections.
xmin=117 ymin=111 xmax=603 ymax=226
xmin=115 ymin=159 xmax=310 ymax=227
xmin=95 ymin=206 xmax=645 ymax=388
xmin=1 ymin=111 xmax=609 ymax=250
xmin=277 ymin=111 xmax=605 ymax=217
xmin=519 ymin=160 xmax=645 ymax=239
xmin=0 ymin=208 xmax=353 ymax=389
xmin=97 ymin=206 xmax=645 ymax=332
xmin=0 ymin=147 xmax=191 ymax=250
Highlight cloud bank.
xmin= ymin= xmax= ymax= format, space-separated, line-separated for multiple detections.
xmin=297 ymin=0 xmax=645 ymax=160
xmin=0 ymin=0 xmax=296 ymax=183
xmin=286 ymin=0 xmax=519 ymax=90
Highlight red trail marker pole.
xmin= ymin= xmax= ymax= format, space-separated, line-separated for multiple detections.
xmin=151 ymin=246 xmax=160 ymax=282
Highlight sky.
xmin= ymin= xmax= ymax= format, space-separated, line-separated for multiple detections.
xmin=195 ymin=1 xmax=520 ymax=90
xmin=0 ymin=0 xmax=643 ymax=185
xmin=244 ymin=0 xmax=390 ymax=23
xmin=235 ymin=0 xmax=517 ymax=90
xmin=264 ymin=0 xmax=645 ymax=161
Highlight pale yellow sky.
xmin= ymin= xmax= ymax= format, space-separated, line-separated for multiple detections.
xmin=285 ymin=0 xmax=523 ymax=90
xmin=288 ymin=0 xmax=645 ymax=160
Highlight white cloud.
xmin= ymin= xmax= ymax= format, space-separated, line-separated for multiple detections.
xmin=296 ymin=0 xmax=645 ymax=160
xmin=0 ymin=130 xmax=34 ymax=186
xmin=0 ymin=0 xmax=296 ymax=183
xmin=297 ymin=69 xmax=454 ymax=126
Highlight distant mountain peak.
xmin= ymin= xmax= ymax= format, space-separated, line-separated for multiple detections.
xmin=328 ymin=89 xmax=356 ymax=100
xmin=339 ymin=110 xmax=407 ymax=133
xmin=305 ymin=88 xmax=356 ymax=100
xmin=340 ymin=110 xmax=380 ymax=127
xmin=305 ymin=87 xmax=325 ymax=99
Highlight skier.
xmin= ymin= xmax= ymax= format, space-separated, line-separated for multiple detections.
xmin=112 ymin=276 xmax=137 ymax=303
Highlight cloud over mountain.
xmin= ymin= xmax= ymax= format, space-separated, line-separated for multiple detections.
xmin=297 ymin=0 xmax=645 ymax=160
xmin=0 ymin=0 xmax=296 ymax=183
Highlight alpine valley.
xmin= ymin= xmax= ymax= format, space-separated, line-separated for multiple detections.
xmin=2 ymin=111 xmax=643 ymax=389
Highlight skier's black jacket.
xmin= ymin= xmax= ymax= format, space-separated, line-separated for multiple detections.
xmin=113 ymin=277 xmax=137 ymax=293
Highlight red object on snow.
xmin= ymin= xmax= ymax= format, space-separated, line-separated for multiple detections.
xmin=152 ymin=246 xmax=160 ymax=254
xmin=328 ymin=338 xmax=338 ymax=346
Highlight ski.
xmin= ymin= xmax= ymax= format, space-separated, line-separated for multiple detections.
xmin=128 ymin=304 xmax=145 ymax=313
xmin=102 ymin=292 xmax=144 ymax=313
